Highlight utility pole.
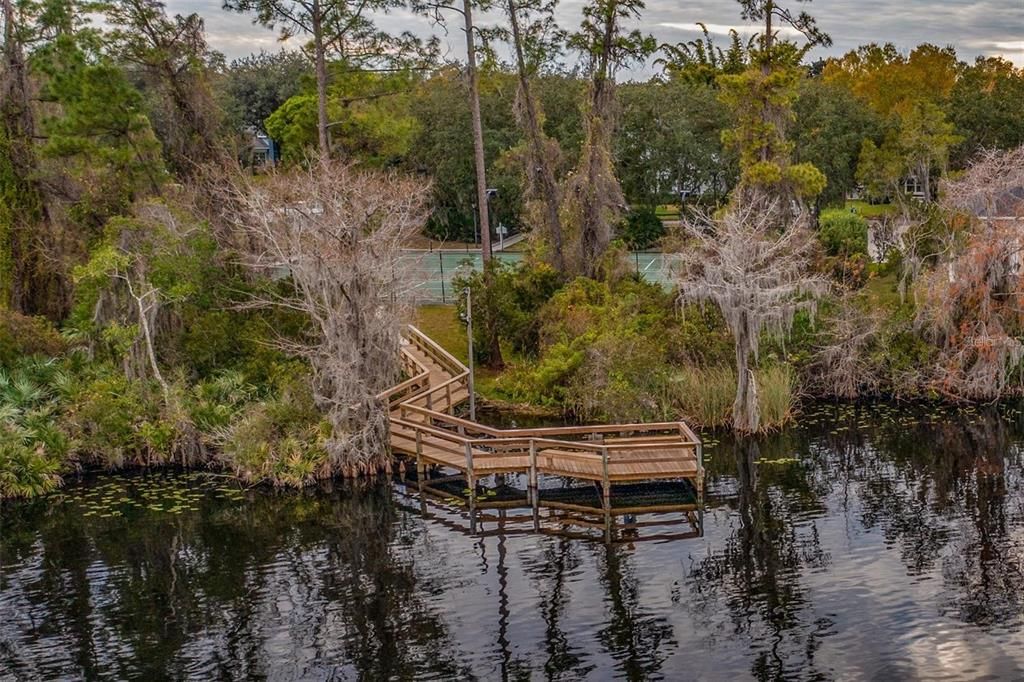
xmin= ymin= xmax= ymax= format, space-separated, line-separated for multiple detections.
xmin=464 ymin=286 xmax=476 ymax=420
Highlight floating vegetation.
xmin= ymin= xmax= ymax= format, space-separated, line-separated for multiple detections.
xmin=53 ymin=472 xmax=251 ymax=522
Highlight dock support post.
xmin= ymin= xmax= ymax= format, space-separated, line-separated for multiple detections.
xmin=415 ymin=430 xmax=425 ymax=479
xmin=696 ymin=440 xmax=704 ymax=498
xmin=446 ymin=383 xmax=452 ymax=412
xmin=528 ymin=439 xmax=538 ymax=504
xmin=464 ymin=441 xmax=476 ymax=522
xmin=601 ymin=446 xmax=611 ymax=512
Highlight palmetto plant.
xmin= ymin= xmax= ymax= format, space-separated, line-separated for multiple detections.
xmin=0 ymin=360 xmax=69 ymax=499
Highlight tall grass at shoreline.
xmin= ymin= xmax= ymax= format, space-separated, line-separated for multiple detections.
xmin=672 ymin=364 xmax=797 ymax=431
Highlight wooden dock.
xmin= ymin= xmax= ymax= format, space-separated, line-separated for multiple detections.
xmin=381 ymin=325 xmax=704 ymax=510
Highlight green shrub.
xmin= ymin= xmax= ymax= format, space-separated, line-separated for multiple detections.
xmin=819 ymin=209 xmax=869 ymax=257
xmin=65 ymin=369 xmax=168 ymax=468
xmin=454 ymin=259 xmax=564 ymax=361
xmin=619 ymin=205 xmax=665 ymax=250
xmin=218 ymin=378 xmax=330 ymax=487
xmin=0 ymin=429 xmax=62 ymax=499
xmin=0 ymin=313 xmax=65 ymax=368
xmin=0 ymin=359 xmax=68 ymax=499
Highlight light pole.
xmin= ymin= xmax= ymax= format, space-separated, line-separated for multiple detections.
xmin=472 ymin=202 xmax=479 ymax=247
xmin=464 ymin=286 xmax=476 ymax=421
xmin=484 ymin=188 xmax=498 ymax=261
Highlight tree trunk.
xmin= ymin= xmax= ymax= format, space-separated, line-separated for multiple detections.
xmin=507 ymin=0 xmax=564 ymax=272
xmin=312 ymin=0 xmax=330 ymax=156
xmin=759 ymin=2 xmax=773 ymax=165
xmin=733 ymin=311 xmax=760 ymax=433
xmin=462 ymin=0 xmax=491 ymax=263
xmin=2 ymin=0 xmax=57 ymax=316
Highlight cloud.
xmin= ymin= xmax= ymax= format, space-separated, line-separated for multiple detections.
xmin=657 ymin=22 xmax=804 ymax=39
xmin=168 ymin=0 xmax=1024 ymax=71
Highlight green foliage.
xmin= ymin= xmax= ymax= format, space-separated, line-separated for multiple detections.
xmin=619 ymin=206 xmax=665 ymax=250
xmin=616 ymin=80 xmax=734 ymax=205
xmin=793 ymin=78 xmax=883 ymax=206
xmin=718 ymin=60 xmax=827 ymax=201
xmin=949 ymin=57 xmax=1024 ymax=164
xmin=454 ymin=259 xmax=564 ymax=362
xmin=502 ymin=277 xmax=724 ymax=421
xmin=0 ymin=359 xmax=67 ymax=499
xmin=658 ymin=23 xmax=752 ymax=86
xmin=0 ymin=313 xmax=65 ymax=368
xmin=819 ymin=209 xmax=869 ymax=257
xmin=218 ymin=377 xmax=330 ymax=488
xmin=406 ymin=68 xmax=528 ymax=240
xmin=223 ymin=50 xmax=311 ymax=135
xmin=65 ymin=368 xmax=167 ymax=467
xmin=266 ymin=69 xmax=422 ymax=165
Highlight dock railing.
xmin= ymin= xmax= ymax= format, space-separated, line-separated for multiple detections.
xmin=385 ymin=324 xmax=703 ymax=505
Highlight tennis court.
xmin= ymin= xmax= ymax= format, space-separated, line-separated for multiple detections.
xmin=402 ymin=250 xmax=677 ymax=304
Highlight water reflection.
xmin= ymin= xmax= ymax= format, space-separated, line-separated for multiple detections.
xmin=4 ymin=404 xmax=1024 ymax=679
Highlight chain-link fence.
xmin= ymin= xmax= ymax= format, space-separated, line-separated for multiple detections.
xmin=401 ymin=250 xmax=677 ymax=304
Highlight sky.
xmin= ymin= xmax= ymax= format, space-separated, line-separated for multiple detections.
xmin=176 ymin=0 xmax=1024 ymax=73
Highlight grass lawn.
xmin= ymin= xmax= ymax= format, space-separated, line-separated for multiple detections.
xmin=415 ymin=305 xmax=468 ymax=363
xmin=655 ymin=205 xmax=680 ymax=221
xmin=845 ymin=200 xmax=897 ymax=218
xmin=413 ymin=304 xmax=507 ymax=397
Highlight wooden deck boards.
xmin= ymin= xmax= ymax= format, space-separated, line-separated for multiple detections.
xmin=386 ymin=326 xmax=704 ymax=498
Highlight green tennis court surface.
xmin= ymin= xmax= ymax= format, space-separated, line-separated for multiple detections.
xmin=402 ymin=250 xmax=675 ymax=303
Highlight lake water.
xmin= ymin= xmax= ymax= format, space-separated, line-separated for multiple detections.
xmin=4 ymin=403 xmax=1024 ymax=680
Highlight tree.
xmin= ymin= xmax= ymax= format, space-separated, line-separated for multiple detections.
xmin=503 ymin=0 xmax=566 ymax=270
xmin=917 ymin=146 xmax=1024 ymax=400
xmin=716 ymin=0 xmax=830 ymax=208
xmin=825 ymin=43 xmax=961 ymax=204
xmin=265 ymin=67 xmax=421 ymax=164
xmin=792 ymin=77 xmax=881 ymax=207
xmin=1 ymin=0 xmax=53 ymax=314
xmin=231 ymin=160 xmax=429 ymax=476
xmin=103 ymin=0 xmax=229 ymax=177
xmin=404 ymin=67 xmax=524 ymax=241
xmin=856 ymin=99 xmax=959 ymax=203
xmin=413 ymin=0 xmax=499 ymax=261
xmin=32 ymin=12 xmax=166 ymax=207
xmin=674 ymin=197 xmax=827 ymax=432
xmin=225 ymin=0 xmax=418 ymax=156
xmin=949 ymin=57 xmax=1024 ymax=165
xmin=563 ymin=0 xmax=654 ymax=277
xmin=657 ymin=23 xmax=752 ymax=86
xmin=616 ymin=79 xmax=733 ymax=206
xmin=222 ymin=49 xmax=311 ymax=134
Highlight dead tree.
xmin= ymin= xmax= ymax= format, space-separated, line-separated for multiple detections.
xmin=917 ymin=145 xmax=1024 ymax=400
xmin=232 ymin=160 xmax=429 ymax=476
xmin=674 ymin=197 xmax=828 ymax=432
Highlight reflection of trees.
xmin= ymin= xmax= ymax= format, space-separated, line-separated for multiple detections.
xmin=687 ymin=437 xmax=832 ymax=682
xmin=521 ymin=536 xmax=595 ymax=681
xmin=593 ymin=542 xmax=676 ymax=680
xmin=0 ymin=478 xmax=473 ymax=679
xmin=855 ymin=408 xmax=1024 ymax=627
xmin=796 ymin=406 xmax=1024 ymax=631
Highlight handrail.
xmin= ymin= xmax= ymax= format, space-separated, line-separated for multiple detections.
xmin=387 ymin=324 xmax=703 ymax=495
xmin=406 ymin=324 xmax=467 ymax=376
xmin=399 ymin=402 xmax=699 ymax=444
